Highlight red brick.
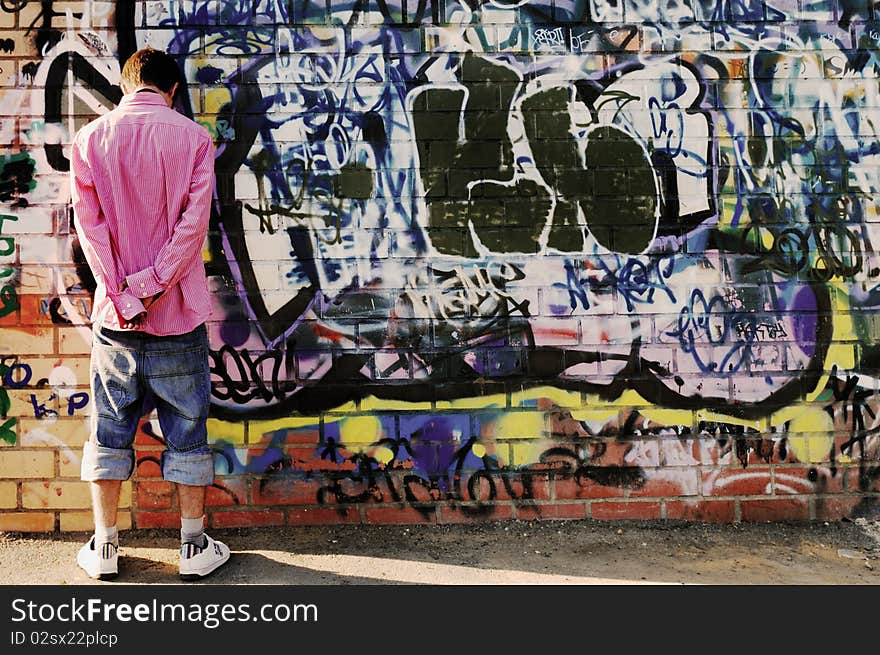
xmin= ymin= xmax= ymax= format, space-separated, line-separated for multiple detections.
xmin=0 ymin=304 xmax=17 ymax=326
xmin=787 ymin=466 xmax=850 ymax=494
xmin=460 ymin=476 xmax=496 ymax=503
xmin=135 ymin=511 xmax=180 ymax=529
xmin=210 ymin=509 xmax=285 ymax=528
xmin=590 ymin=501 xmax=661 ymax=520
xmin=287 ymin=446 xmax=322 ymax=468
xmin=666 ymin=500 xmax=735 ymax=523
xmin=627 ymin=473 xmax=698 ymax=498
xmin=134 ymin=457 xmax=162 ymax=480
xmin=468 ymin=473 xmax=550 ymax=502
xmin=814 ymin=496 xmax=865 ymax=521
xmin=839 ymin=465 xmax=872 ymax=493
xmin=206 ymin=479 xmax=248 ymax=506
xmin=252 ymin=477 xmax=323 ymax=506
xmin=702 ymin=469 xmax=772 ymax=496
xmin=137 ymin=481 xmax=174 ymax=509
xmin=438 ymin=504 xmax=514 ymax=524
xmin=364 ymin=506 xmax=437 ymax=524
xmin=740 ymin=498 xmax=810 ymax=522
xmin=17 ymin=294 xmax=53 ymax=326
xmin=515 ymin=502 xmax=587 ymax=521
xmin=772 ymin=467 xmax=824 ymax=495
xmin=281 ymin=428 xmax=320 ymax=445
xmin=739 ymin=439 xmax=788 ymax=465
xmin=332 ymin=476 xmax=389 ymax=504
xmin=553 ymin=476 xmax=627 ymax=500
xmin=134 ymin=422 xmax=165 ymax=446
xmin=595 ymin=439 xmax=655 ymax=467
xmin=288 ymin=507 xmax=359 ymax=525
xmin=401 ymin=478 xmax=439 ymax=503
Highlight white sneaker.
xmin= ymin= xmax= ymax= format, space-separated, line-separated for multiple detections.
xmin=179 ymin=533 xmax=230 ymax=581
xmin=77 ymin=537 xmax=118 ymax=580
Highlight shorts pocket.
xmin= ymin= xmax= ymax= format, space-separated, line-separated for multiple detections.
xmin=144 ymin=345 xmax=206 ymax=378
xmin=92 ymin=344 xmax=140 ymax=419
xmin=145 ymin=346 xmax=210 ymax=421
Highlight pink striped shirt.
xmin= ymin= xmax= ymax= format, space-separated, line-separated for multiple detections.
xmin=70 ymin=91 xmax=214 ymax=335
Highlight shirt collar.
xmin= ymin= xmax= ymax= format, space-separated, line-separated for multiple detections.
xmin=119 ymin=91 xmax=168 ymax=108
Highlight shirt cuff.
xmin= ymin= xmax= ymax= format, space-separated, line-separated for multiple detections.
xmin=125 ymin=267 xmax=163 ymax=298
xmin=110 ymin=291 xmax=146 ymax=321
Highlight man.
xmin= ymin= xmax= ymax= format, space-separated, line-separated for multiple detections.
xmin=70 ymin=48 xmax=229 ymax=581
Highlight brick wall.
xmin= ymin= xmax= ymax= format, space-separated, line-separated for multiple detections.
xmin=0 ymin=1 xmax=878 ymax=531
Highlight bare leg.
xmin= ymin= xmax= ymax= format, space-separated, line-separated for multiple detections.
xmin=79 ymin=480 xmax=121 ymax=578
xmin=176 ymin=482 xmax=228 ymax=579
xmin=176 ymin=483 xmax=206 ymax=520
xmin=89 ymin=480 xmax=122 ymax=528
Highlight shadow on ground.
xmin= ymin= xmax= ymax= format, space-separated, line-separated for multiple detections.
xmin=2 ymin=519 xmax=879 ymax=585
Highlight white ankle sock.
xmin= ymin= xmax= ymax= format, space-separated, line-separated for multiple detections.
xmin=95 ymin=525 xmax=118 ymax=546
xmin=181 ymin=516 xmax=206 ymax=546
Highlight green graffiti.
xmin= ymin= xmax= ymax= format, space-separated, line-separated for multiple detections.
xmin=0 ymin=357 xmax=14 ymax=444
xmin=198 ymin=118 xmax=236 ymax=142
xmin=0 ymin=418 xmax=14 ymax=445
xmin=0 ymin=283 xmax=17 ymax=319
xmin=0 ymin=153 xmax=37 ymax=207
xmin=520 ymin=86 xmax=584 ymax=251
xmin=579 ymin=125 xmax=658 ymax=254
xmin=413 ymin=54 xmax=550 ymax=255
xmin=0 ymin=213 xmax=18 ymax=318
xmin=336 ymin=163 xmax=374 ymax=199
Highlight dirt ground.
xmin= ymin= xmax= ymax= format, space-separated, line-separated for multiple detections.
xmin=2 ymin=518 xmax=879 ymax=585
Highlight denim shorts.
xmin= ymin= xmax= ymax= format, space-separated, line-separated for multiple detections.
xmin=81 ymin=323 xmax=215 ymax=486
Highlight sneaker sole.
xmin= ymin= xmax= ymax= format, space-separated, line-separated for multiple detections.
xmin=77 ymin=564 xmax=118 ymax=581
xmin=179 ymin=551 xmax=230 ymax=581
xmin=77 ymin=555 xmax=118 ymax=581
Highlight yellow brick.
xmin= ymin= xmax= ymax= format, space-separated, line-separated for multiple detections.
xmin=60 ymin=511 xmax=131 ymax=533
xmin=23 ymin=481 xmax=89 ymax=509
xmin=58 ymin=449 xmax=82 ymax=477
xmin=19 ymin=419 xmax=89 ymax=448
xmin=3 ymin=389 xmax=59 ymax=421
xmin=7 ymin=357 xmax=92 ymax=386
xmin=12 ymin=0 xmax=42 ymax=29
xmin=0 ymin=30 xmax=37 ymax=57
xmin=0 ymin=62 xmax=14 ymax=87
xmin=58 ymin=327 xmax=92 ymax=355
xmin=22 ymin=480 xmax=130 ymax=510
xmin=0 ymin=481 xmax=17 ymax=508
xmin=0 ymin=450 xmax=54 ymax=478
xmin=17 ymin=266 xmax=55 ymax=293
xmin=0 ymin=512 xmax=54 ymax=532
xmin=54 ymin=357 xmax=92 ymax=382
xmin=119 ymin=481 xmax=132 ymax=507
xmin=0 ymin=327 xmax=54 ymax=355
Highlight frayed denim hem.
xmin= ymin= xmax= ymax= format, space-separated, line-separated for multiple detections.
xmin=80 ymin=440 xmax=134 ymax=481
xmin=161 ymin=450 xmax=215 ymax=486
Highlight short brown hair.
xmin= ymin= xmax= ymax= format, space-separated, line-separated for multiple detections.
xmin=120 ymin=48 xmax=181 ymax=93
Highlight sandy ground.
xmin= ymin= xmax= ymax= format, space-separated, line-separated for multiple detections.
xmin=2 ymin=518 xmax=879 ymax=585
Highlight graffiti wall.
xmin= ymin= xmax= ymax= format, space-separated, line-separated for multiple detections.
xmin=0 ymin=0 xmax=878 ymax=530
